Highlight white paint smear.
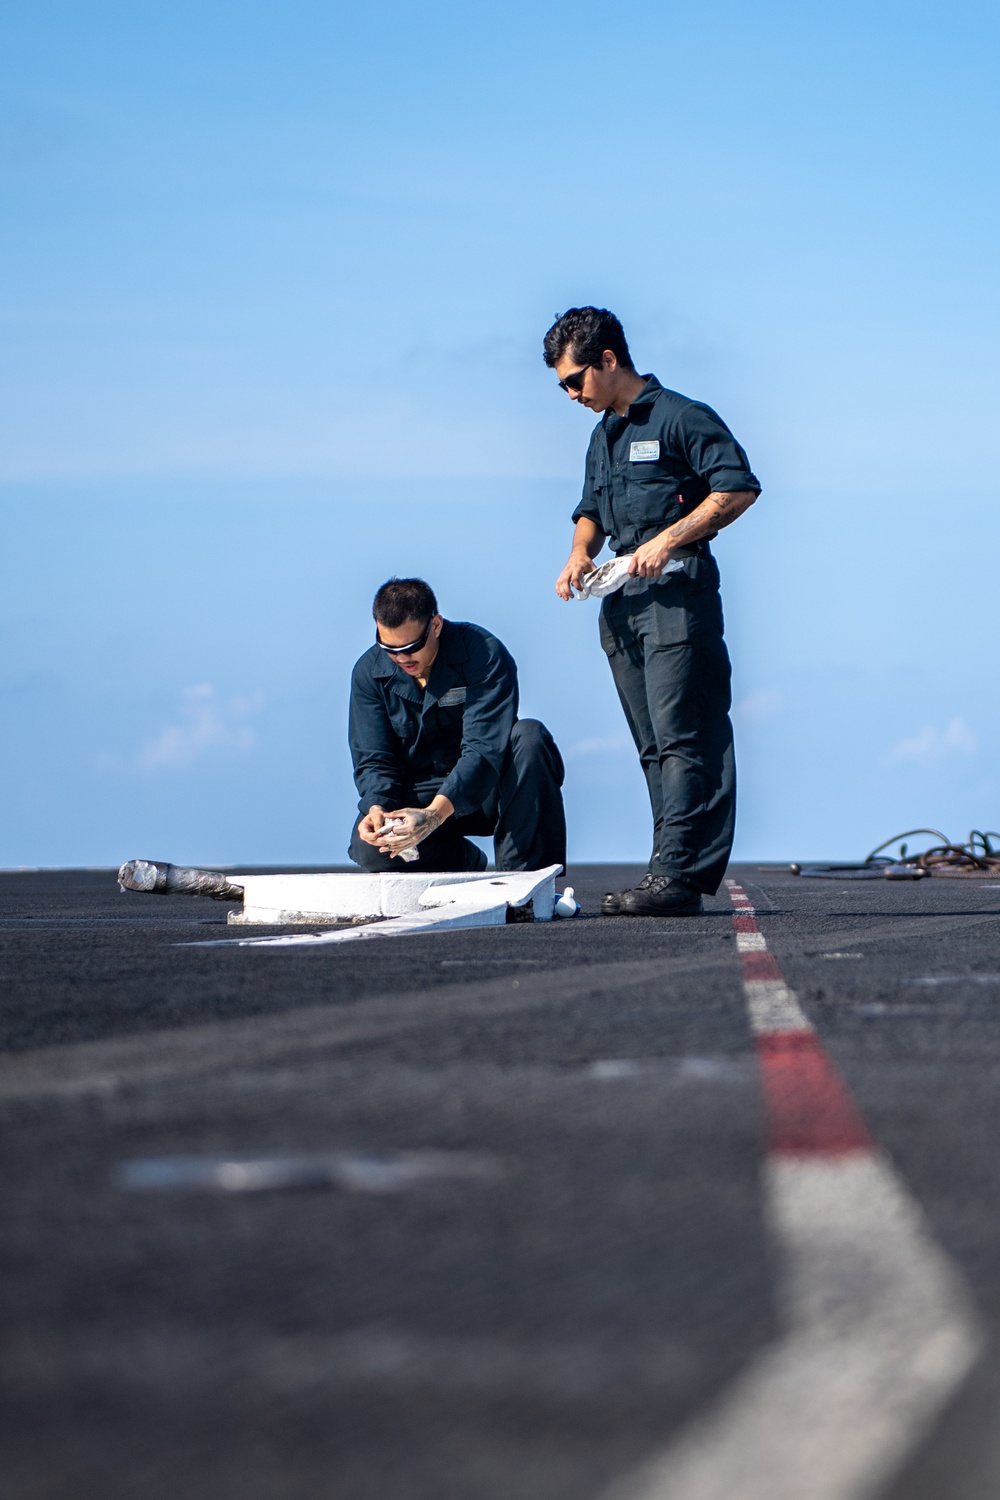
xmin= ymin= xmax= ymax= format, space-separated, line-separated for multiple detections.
xmin=907 ymin=975 xmax=1000 ymax=987
xmin=602 ymin=1154 xmax=981 ymax=1500
xmin=743 ymin=980 xmax=811 ymax=1034
xmin=735 ymin=932 xmax=767 ymax=952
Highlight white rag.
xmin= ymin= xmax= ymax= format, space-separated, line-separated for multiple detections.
xmin=577 ymin=554 xmax=684 ymax=599
xmin=379 ymin=818 xmax=420 ymax=862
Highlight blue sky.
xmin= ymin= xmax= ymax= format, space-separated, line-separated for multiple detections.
xmin=2 ymin=0 xmax=998 ymax=867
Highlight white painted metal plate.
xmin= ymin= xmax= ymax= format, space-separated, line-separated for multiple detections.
xmin=227 ymin=866 xmax=561 ymax=925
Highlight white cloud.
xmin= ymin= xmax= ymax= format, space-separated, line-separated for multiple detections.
xmin=137 ymin=684 xmax=263 ymax=772
xmin=732 ymin=688 xmax=784 ymax=727
xmin=884 ymin=716 xmax=978 ymax=769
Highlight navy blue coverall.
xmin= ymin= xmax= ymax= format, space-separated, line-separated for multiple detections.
xmin=574 ymin=375 xmax=760 ymax=894
xmin=348 ymin=620 xmax=566 ymax=873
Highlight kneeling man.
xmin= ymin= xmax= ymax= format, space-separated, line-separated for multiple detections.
xmin=349 ymin=577 xmax=567 ymax=872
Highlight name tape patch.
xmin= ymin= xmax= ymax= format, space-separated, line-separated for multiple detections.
xmin=437 ymin=686 xmax=467 ymax=707
xmin=629 ymin=440 xmax=660 ymax=463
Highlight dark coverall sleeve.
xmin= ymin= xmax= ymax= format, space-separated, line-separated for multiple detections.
xmin=571 ymin=425 xmax=607 ymax=528
xmin=673 ymin=402 xmax=761 ymax=495
xmin=348 ymin=662 xmax=405 ymax=815
xmin=436 ymin=637 xmax=519 ymax=819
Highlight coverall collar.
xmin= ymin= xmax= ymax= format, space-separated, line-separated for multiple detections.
xmin=369 ymin=620 xmax=469 ymax=708
xmin=608 ymin=372 xmax=662 ymax=423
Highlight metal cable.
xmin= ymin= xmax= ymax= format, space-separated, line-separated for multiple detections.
xmin=864 ymin=829 xmax=1000 ymax=875
xmin=792 ymin=829 xmax=1000 ymax=879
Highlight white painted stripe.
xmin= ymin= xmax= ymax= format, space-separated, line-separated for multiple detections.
xmin=601 ymin=1155 xmax=982 ymax=1500
xmin=735 ymin=931 xmax=766 ymax=951
xmin=743 ymin=980 xmax=811 ymax=1034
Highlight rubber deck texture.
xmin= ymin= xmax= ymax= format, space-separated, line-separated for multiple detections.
xmin=2 ymin=864 xmax=1000 ymax=1499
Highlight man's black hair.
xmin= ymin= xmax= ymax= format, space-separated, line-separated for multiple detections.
xmin=542 ymin=306 xmax=635 ymax=372
xmin=372 ymin=577 xmax=438 ymax=628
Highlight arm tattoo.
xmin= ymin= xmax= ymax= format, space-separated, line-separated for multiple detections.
xmin=670 ymin=514 xmax=698 ymax=539
xmin=660 ymin=491 xmax=754 ymax=550
xmin=709 ymin=502 xmax=740 ymax=530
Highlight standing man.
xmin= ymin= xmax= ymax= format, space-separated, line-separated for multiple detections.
xmin=544 ymin=306 xmax=760 ymax=916
xmin=349 ymin=577 xmax=567 ymax=873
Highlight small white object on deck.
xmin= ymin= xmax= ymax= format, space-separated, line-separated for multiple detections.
xmin=554 ymin=885 xmax=581 ymax=917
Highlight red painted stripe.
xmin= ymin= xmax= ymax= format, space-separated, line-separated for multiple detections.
xmin=728 ymin=885 xmax=873 ymax=1159
xmin=757 ymin=1032 xmax=872 ymax=1156
xmin=741 ymin=951 xmax=786 ymax=982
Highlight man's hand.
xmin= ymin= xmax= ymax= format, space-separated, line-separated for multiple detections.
xmin=556 ymin=517 xmax=606 ymax=600
xmin=556 ymin=549 xmax=597 ymax=601
xmin=375 ymin=794 xmax=455 ymax=856
xmin=628 ymin=532 xmax=676 ymax=579
xmin=357 ymin=805 xmax=387 ymax=847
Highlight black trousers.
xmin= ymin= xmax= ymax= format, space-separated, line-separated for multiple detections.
xmin=599 ymin=562 xmax=736 ymax=895
xmin=349 ymin=718 xmax=567 ymax=874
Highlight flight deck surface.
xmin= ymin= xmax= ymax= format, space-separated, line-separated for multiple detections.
xmin=2 ymin=864 xmax=1000 ymax=1499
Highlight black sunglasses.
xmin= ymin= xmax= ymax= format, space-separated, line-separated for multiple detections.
xmin=376 ymin=619 xmax=432 ymax=656
xmin=558 ymin=364 xmax=593 ymax=393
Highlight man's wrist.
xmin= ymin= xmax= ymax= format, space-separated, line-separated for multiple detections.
xmin=426 ymin=794 xmax=454 ymax=826
xmin=655 ymin=526 xmax=683 ymax=558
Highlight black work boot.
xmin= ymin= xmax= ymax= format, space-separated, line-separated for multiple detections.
xmin=619 ymin=874 xmax=703 ymax=917
xmin=601 ymin=872 xmax=657 ymax=915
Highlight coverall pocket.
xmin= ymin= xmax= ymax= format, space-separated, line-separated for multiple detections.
xmin=647 ymin=595 xmax=696 ymax=647
xmin=623 ymin=462 xmax=682 ymax=529
xmin=648 ymin=570 xmax=722 ymax=646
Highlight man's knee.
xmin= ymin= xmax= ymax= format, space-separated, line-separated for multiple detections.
xmin=509 ymin=719 xmax=564 ymax=784
xmin=511 ymin=718 xmax=545 ymax=753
